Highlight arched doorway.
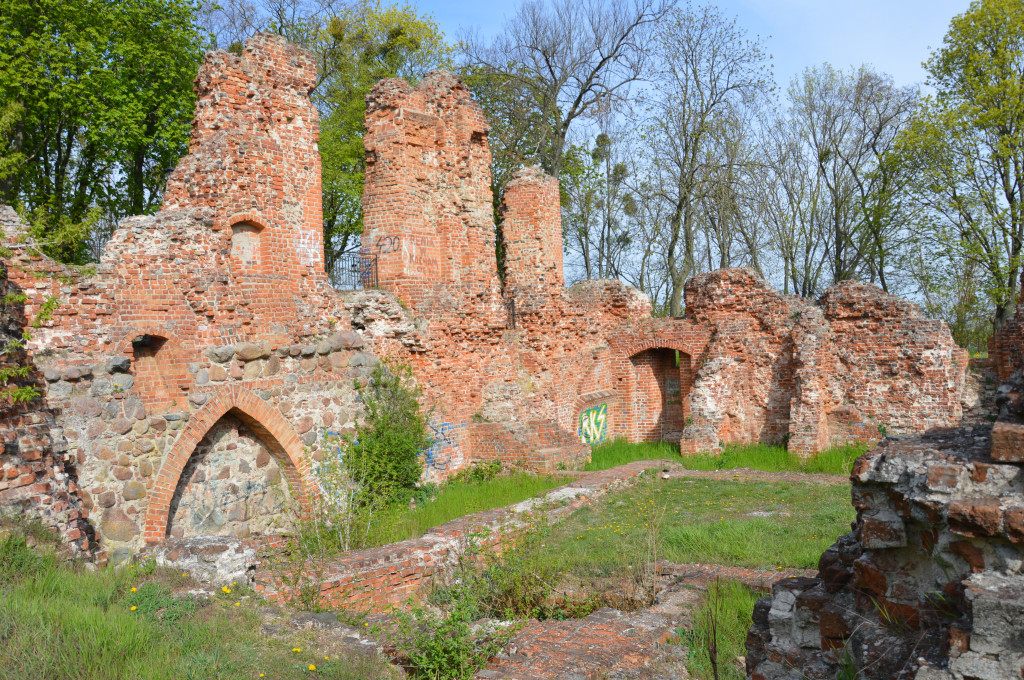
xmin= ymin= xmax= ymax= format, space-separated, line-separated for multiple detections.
xmin=630 ymin=348 xmax=692 ymax=442
xmin=165 ymin=411 xmax=293 ymax=538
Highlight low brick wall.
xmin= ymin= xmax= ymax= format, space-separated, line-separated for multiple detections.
xmin=252 ymin=460 xmax=671 ymax=612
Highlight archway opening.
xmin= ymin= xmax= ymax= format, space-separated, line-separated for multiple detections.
xmin=165 ymin=408 xmax=294 ymax=539
xmin=631 ymin=348 xmax=691 ymax=442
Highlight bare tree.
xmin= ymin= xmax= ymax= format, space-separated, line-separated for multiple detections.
xmin=751 ymin=65 xmax=917 ymax=296
xmin=461 ymin=0 xmax=672 ymax=178
xmin=640 ymin=2 xmax=772 ymax=316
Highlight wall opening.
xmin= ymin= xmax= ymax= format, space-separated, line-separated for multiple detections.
xmin=165 ymin=411 xmax=293 ymax=539
xmin=230 ymin=221 xmax=264 ymax=271
xmin=132 ymin=334 xmax=182 ymax=409
xmin=631 ymin=348 xmax=691 ymax=442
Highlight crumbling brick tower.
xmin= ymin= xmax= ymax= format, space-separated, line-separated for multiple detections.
xmin=0 ymin=34 xmax=370 ymax=559
xmin=362 ymin=72 xmax=502 ymax=310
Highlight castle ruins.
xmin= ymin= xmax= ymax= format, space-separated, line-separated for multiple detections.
xmin=0 ymin=34 xmax=976 ymax=569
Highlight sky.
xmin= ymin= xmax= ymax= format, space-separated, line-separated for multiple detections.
xmin=415 ymin=0 xmax=971 ymax=90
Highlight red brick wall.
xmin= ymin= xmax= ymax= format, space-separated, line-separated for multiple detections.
xmin=629 ymin=348 xmax=687 ymax=443
xmin=362 ymin=72 xmax=500 ymax=310
xmin=0 ymin=263 xmax=97 ymax=557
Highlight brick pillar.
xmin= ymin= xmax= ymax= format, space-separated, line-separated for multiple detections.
xmin=161 ymin=33 xmax=325 ymax=282
xmin=362 ymin=71 xmax=500 ymax=309
xmin=500 ymin=166 xmax=564 ymax=296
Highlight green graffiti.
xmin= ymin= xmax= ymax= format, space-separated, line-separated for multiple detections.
xmin=578 ymin=403 xmax=608 ymax=445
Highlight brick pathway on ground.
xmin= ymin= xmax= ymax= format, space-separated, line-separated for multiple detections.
xmin=476 ymin=562 xmax=816 ymax=679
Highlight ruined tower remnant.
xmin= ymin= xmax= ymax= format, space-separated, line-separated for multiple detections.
xmin=501 ymin=166 xmax=565 ymax=295
xmin=162 ymin=35 xmax=326 ymax=280
xmin=362 ymin=72 xmax=501 ymax=309
xmin=0 ymin=35 xmax=366 ymax=559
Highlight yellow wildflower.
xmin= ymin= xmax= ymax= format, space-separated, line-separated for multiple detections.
xmin=292 ymin=647 xmax=301 ymax=653
xmin=130 ymin=587 xmax=137 ymax=592
xmin=222 ymin=586 xmax=232 ymax=594
xmin=308 ymin=665 xmax=316 ymax=672
xmin=234 ymin=602 xmax=240 ymax=607
xmin=130 ymin=606 xmax=137 ymax=611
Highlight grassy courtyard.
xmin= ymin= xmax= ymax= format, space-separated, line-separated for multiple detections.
xmin=542 ymin=475 xmax=853 ymax=575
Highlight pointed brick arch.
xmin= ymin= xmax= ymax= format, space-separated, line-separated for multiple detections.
xmin=142 ymin=385 xmax=312 ymax=543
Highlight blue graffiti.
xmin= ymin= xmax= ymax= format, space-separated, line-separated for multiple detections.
xmin=423 ymin=420 xmax=465 ymax=474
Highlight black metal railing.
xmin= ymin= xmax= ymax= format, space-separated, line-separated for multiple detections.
xmin=330 ymin=253 xmax=378 ymax=290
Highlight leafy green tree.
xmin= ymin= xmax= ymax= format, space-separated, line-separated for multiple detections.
xmin=898 ymin=0 xmax=1024 ymax=331
xmin=0 ymin=0 xmax=208 ymax=262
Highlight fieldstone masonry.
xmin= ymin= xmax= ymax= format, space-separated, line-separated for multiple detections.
xmin=745 ymin=284 xmax=1024 ymax=680
xmin=0 ymin=33 xmax=973 ymax=562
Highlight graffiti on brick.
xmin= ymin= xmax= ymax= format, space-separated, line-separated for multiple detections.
xmin=294 ymin=230 xmax=319 ymax=266
xmin=376 ymin=235 xmax=401 ymax=254
xmin=578 ymin=403 xmax=608 ymax=445
xmin=422 ymin=419 xmax=465 ymax=478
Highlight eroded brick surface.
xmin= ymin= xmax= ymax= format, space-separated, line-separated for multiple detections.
xmin=747 ymin=424 xmax=1024 ymax=678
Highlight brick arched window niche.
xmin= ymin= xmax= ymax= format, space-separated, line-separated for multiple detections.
xmin=229 ymin=220 xmax=266 ymax=272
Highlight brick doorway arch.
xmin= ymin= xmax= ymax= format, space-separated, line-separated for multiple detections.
xmin=143 ymin=386 xmax=312 ymax=543
xmin=629 ymin=347 xmax=693 ymax=443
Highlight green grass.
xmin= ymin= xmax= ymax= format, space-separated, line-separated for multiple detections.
xmin=584 ymin=439 xmax=679 ymax=470
xmin=0 ymin=528 xmax=397 ymax=680
xmin=364 ymin=471 xmax=570 ymax=548
xmin=677 ymin=580 xmax=762 ymax=680
xmin=544 ymin=476 xmax=854 ymax=573
xmin=585 ymin=439 xmax=869 ymax=476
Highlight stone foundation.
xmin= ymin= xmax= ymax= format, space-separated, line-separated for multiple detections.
xmin=745 ymin=287 xmax=1024 ymax=680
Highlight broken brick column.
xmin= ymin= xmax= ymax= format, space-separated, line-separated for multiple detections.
xmin=162 ymin=33 xmax=326 ymax=285
xmin=501 ymin=166 xmax=564 ymax=303
xmin=362 ymin=72 xmax=501 ymax=309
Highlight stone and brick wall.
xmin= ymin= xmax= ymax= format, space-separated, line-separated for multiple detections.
xmin=680 ymin=269 xmax=969 ymax=455
xmin=0 ymin=32 xmax=977 ymax=561
xmin=745 ymin=427 xmax=1024 ymax=680
xmin=0 ymin=35 xmax=368 ymax=560
xmin=745 ymin=294 xmax=1024 ymax=680
xmin=0 ymin=262 xmax=96 ymax=556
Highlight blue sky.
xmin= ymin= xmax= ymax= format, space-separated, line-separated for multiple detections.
xmin=415 ymin=0 xmax=971 ymax=89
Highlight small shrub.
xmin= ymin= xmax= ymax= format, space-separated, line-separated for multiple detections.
xmin=391 ymin=537 xmax=517 ymax=680
xmin=448 ymin=460 xmax=502 ymax=485
xmin=347 ymin=360 xmax=432 ymax=502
